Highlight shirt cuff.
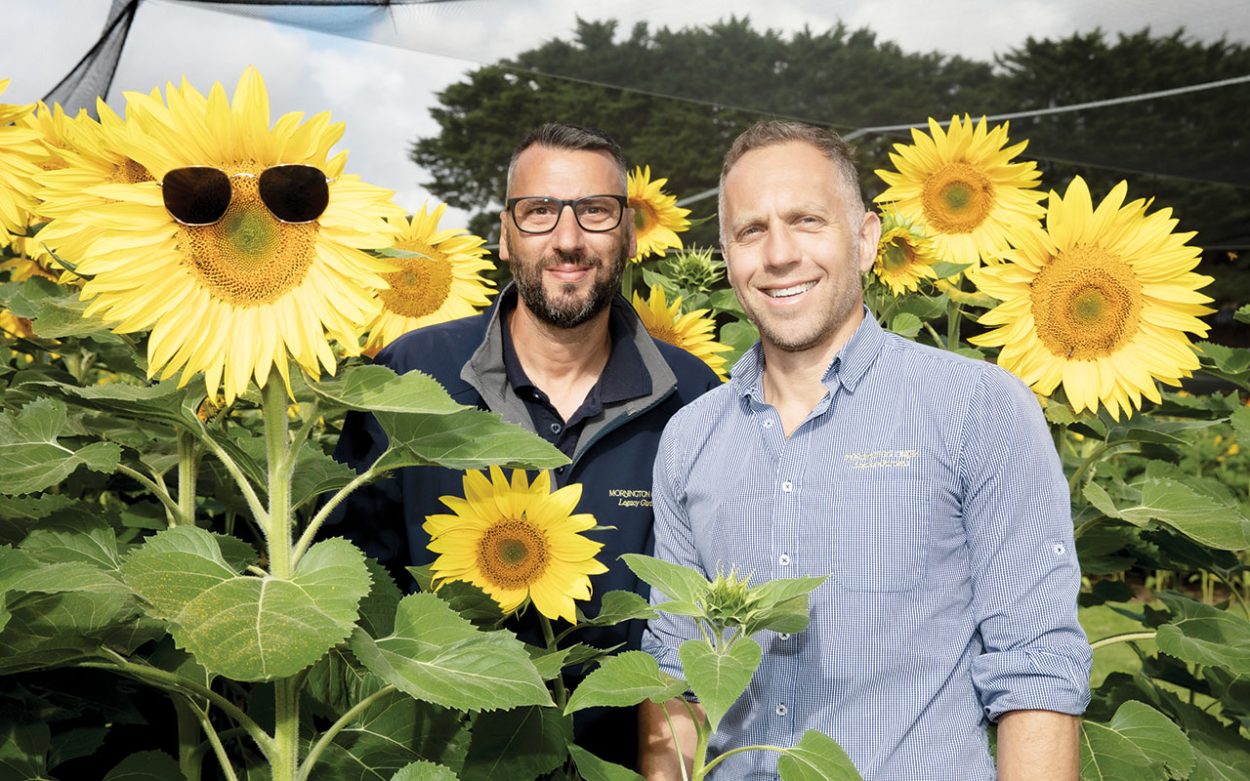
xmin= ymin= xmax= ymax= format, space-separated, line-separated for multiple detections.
xmin=971 ymin=645 xmax=1092 ymax=721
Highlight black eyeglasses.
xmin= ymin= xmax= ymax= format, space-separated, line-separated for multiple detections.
xmin=506 ymin=194 xmax=628 ymax=235
xmin=160 ymin=164 xmax=332 ymax=226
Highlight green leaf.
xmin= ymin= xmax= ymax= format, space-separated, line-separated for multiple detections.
xmin=1083 ymin=477 xmax=1250 ymax=551
xmin=679 ymin=637 xmax=761 ymax=731
xmin=421 ymin=576 xmax=505 ymax=627
xmin=309 ymin=686 xmax=471 ymax=781
xmin=17 ymin=379 xmax=204 ymax=432
xmin=102 ymin=750 xmax=185 ymax=781
xmin=20 ymin=521 xmax=120 ymax=570
xmin=122 ymin=528 xmax=372 ymax=680
xmin=375 ymin=408 xmax=568 ymax=472
xmin=459 ymin=706 xmax=570 ymax=781
xmin=621 ymin=554 xmax=708 ymax=605
xmin=708 ymin=288 xmax=746 ymax=317
xmin=47 ymin=726 xmax=108 ymax=770
xmin=1235 ymin=304 xmax=1250 ymax=325
xmin=529 ymin=646 xmax=572 ymax=681
xmin=350 ymin=593 xmax=551 ymax=712
xmin=568 ymin=744 xmax=646 ymax=781
xmin=358 ymin=558 xmax=403 ymax=638
xmin=889 ymin=312 xmax=922 ymax=339
xmin=291 ymin=442 xmax=358 ymax=511
xmin=309 ymin=365 xmax=468 ymax=414
xmin=1079 ymin=701 xmax=1192 ymax=781
xmin=1230 ymin=407 xmax=1250 ymax=444
xmin=775 ymin=730 xmax=863 ymax=781
xmin=581 ymin=590 xmax=656 ymax=626
xmin=718 ymin=319 xmax=759 ymax=365
xmin=0 ymin=398 xmax=121 ymax=494
xmin=1 ymin=276 xmax=118 ymax=340
xmin=1190 ymin=730 xmax=1250 ymax=781
xmin=929 ymin=260 xmax=971 ymax=280
xmin=1156 ymin=593 xmax=1250 ymax=674
xmin=390 ymin=762 xmax=460 ymax=781
xmin=1197 ymin=341 xmax=1250 ymax=374
xmin=564 ymin=651 xmax=686 ymax=714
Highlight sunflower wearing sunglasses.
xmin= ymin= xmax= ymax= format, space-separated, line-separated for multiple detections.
xmin=38 ymin=68 xmax=404 ymax=402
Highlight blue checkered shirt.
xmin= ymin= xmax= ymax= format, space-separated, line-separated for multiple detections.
xmin=642 ymin=313 xmax=1091 ymax=781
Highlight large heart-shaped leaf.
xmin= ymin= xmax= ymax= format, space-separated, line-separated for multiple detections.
xmin=350 ymin=593 xmax=551 ymax=712
xmin=0 ymin=398 xmax=120 ymax=495
xmin=776 ymin=730 xmax=862 ymax=781
xmin=459 ymin=706 xmax=569 ymax=781
xmin=679 ymin=637 xmax=761 ymax=731
xmin=1083 ymin=478 xmax=1250 ymax=551
xmin=620 ymin=555 xmax=708 ymax=605
xmin=568 ymin=744 xmax=645 ymax=781
xmin=389 ymin=762 xmax=460 ymax=781
xmin=122 ymin=527 xmax=371 ymax=680
xmin=564 ymin=651 xmax=687 ymax=714
xmin=1156 ymin=593 xmax=1250 ymax=674
xmin=374 ymin=408 xmax=567 ymax=472
xmin=1079 ymin=700 xmax=1192 ymax=781
xmin=308 ymin=365 xmax=468 ymax=414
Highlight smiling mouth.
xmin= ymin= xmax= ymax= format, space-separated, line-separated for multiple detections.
xmin=764 ymin=281 xmax=816 ymax=299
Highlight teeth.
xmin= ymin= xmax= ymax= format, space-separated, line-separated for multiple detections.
xmin=766 ymin=282 xmax=815 ymax=299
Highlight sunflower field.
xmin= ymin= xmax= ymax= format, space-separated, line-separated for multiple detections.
xmin=1 ymin=66 xmax=1249 ymax=781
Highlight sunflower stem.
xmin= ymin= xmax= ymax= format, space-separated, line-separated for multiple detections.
xmin=621 ymin=263 xmax=635 ymax=299
xmin=539 ymin=614 xmax=568 ymax=710
xmin=174 ymin=697 xmax=204 ymax=781
xmin=176 ymin=430 xmax=200 ymax=526
xmin=293 ymin=464 xmax=380 ymax=567
xmin=117 ymin=464 xmax=180 ymax=526
xmin=945 ymin=276 xmax=964 ymax=351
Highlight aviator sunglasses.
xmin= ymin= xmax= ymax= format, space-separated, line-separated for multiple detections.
xmin=160 ymin=164 xmax=332 ymax=226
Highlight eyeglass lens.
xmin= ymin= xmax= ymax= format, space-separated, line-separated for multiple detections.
xmin=512 ymin=196 xmax=623 ymax=233
xmin=161 ymin=165 xmax=330 ymax=226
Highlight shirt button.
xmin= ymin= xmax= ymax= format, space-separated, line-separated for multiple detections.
xmin=778 ymin=553 xmax=791 ymax=566
xmin=781 ymin=480 xmax=793 ymax=492
xmin=549 ymin=422 xmax=562 ymax=434
xmin=761 ymin=419 xmax=774 ymax=429
xmin=778 ymin=632 xmax=791 ymax=640
xmin=775 ymin=704 xmax=788 ymax=716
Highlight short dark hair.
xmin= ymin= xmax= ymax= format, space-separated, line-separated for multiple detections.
xmin=718 ymin=120 xmax=864 ymax=238
xmin=506 ymin=122 xmax=628 ymax=194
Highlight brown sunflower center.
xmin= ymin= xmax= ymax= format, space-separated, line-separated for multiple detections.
xmin=476 ymin=519 xmax=550 ymax=590
xmin=110 ymin=157 xmax=152 ymax=184
xmin=634 ymin=202 xmax=658 ymax=232
xmin=1030 ymin=244 xmax=1143 ymax=360
xmin=647 ymin=322 xmax=680 ymax=347
xmin=180 ymin=170 xmax=318 ymax=307
xmin=922 ymin=162 xmax=994 ymax=234
xmin=378 ymin=242 xmax=453 ymax=318
xmin=881 ymin=240 xmax=916 ymax=272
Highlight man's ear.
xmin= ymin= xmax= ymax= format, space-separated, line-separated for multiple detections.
xmin=498 ymin=211 xmax=511 ymax=261
xmin=857 ymin=210 xmax=882 ymax=274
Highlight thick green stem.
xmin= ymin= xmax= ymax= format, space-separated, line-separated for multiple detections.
xmin=621 ymin=263 xmax=635 ymax=299
xmin=191 ymin=702 xmax=240 ymax=781
xmin=292 ymin=465 xmax=380 ymax=567
xmin=659 ymin=701 xmax=691 ymax=781
xmin=298 ymin=684 xmax=397 ymax=781
xmin=1089 ymin=631 xmax=1157 ymax=651
xmin=174 ymin=698 xmax=204 ymax=781
xmin=945 ymin=277 xmax=964 ymax=351
xmin=701 ymin=743 xmax=790 ymax=777
xmin=176 ymin=430 xmax=200 ymax=526
xmin=272 ymin=677 xmax=300 ymax=781
xmin=684 ymin=698 xmax=710 ymax=781
xmin=200 ymin=435 xmax=268 ymax=526
xmin=539 ymin=614 xmax=568 ymax=710
xmin=262 ymin=373 xmax=294 ymax=579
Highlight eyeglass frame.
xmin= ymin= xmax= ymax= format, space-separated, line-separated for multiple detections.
xmin=505 ymin=194 xmax=629 ymax=235
xmin=158 ymin=164 xmax=335 ymax=227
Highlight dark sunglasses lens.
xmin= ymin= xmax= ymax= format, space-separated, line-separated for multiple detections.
xmin=259 ymin=165 xmax=329 ymax=223
xmin=162 ymin=167 xmax=231 ymax=225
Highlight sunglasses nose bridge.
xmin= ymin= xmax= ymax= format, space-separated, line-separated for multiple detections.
xmin=161 ymin=165 xmax=329 ymax=226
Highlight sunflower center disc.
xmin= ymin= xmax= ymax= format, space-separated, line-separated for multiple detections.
xmin=882 ymin=241 xmax=915 ymax=272
xmin=110 ymin=157 xmax=152 ymax=184
xmin=182 ymin=174 xmax=317 ymax=306
xmin=922 ymin=162 xmax=994 ymax=233
xmin=379 ymin=242 xmax=454 ymax=318
xmin=1030 ymin=244 xmax=1143 ymax=360
xmin=477 ymin=520 xmax=550 ymax=590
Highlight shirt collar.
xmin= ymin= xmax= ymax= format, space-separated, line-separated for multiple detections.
xmin=729 ymin=306 xmax=886 ymax=399
xmin=500 ymin=288 xmax=651 ymax=404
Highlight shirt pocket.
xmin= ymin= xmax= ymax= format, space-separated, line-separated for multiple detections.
xmin=830 ymin=477 xmax=933 ymax=592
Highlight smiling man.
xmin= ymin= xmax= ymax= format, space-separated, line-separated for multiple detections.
xmin=331 ymin=123 xmax=720 ymax=768
xmin=639 ymin=121 xmax=1091 ymax=780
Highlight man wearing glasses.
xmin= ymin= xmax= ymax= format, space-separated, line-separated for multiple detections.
xmin=332 ymin=123 xmax=721 ymax=768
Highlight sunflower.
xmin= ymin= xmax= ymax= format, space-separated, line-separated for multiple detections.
xmin=632 ymin=284 xmax=732 ymax=380
xmin=424 ymin=466 xmax=607 ymax=624
xmin=628 ymin=165 xmax=690 ymax=262
xmin=873 ymin=209 xmax=942 ymax=295
xmin=362 ymin=201 xmax=495 ymax=354
xmin=969 ymin=176 xmax=1213 ymax=420
xmin=874 ymin=115 xmax=1044 ymax=266
xmin=0 ymin=309 xmax=33 ymax=339
xmin=36 ymin=69 xmax=404 ymax=402
xmin=0 ymin=80 xmax=42 ymax=250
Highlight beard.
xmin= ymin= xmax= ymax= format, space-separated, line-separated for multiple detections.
xmin=509 ymin=231 xmax=627 ymax=329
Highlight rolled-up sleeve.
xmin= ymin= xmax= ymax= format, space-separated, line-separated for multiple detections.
xmin=961 ymin=366 xmax=1092 ymax=720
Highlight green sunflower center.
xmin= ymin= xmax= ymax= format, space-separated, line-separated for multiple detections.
xmin=882 ymin=242 xmax=915 ymax=272
xmin=477 ymin=519 xmax=549 ymax=590
xmin=1030 ymin=244 xmax=1143 ymax=360
xmin=922 ymin=162 xmax=994 ymax=234
xmin=634 ymin=201 xmax=658 ymax=232
xmin=378 ymin=242 xmax=453 ymax=318
xmin=181 ymin=171 xmax=317 ymax=307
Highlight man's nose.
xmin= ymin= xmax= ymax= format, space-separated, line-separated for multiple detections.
xmin=762 ymin=223 xmax=800 ymax=268
xmin=548 ymin=203 xmax=586 ymax=253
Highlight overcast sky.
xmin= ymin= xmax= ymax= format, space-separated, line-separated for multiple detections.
xmin=4 ymin=0 xmax=1248 ymax=228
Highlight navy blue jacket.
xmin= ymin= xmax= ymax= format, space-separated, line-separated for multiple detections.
xmin=329 ymin=287 xmax=720 ymax=765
